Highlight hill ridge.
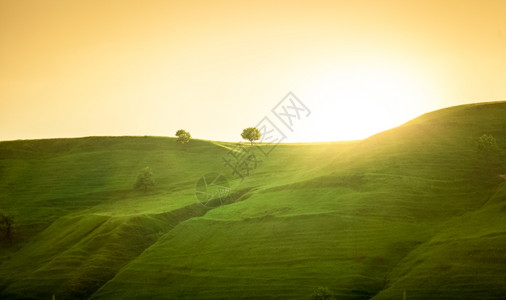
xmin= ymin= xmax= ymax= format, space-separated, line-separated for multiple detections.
xmin=1 ymin=101 xmax=505 ymax=299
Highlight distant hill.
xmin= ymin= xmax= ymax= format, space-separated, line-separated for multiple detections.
xmin=1 ymin=101 xmax=505 ymax=299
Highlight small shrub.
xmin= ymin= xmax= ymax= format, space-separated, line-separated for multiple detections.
xmin=0 ymin=211 xmax=15 ymax=246
xmin=135 ymin=167 xmax=155 ymax=192
xmin=175 ymin=130 xmax=191 ymax=146
xmin=477 ymin=134 xmax=499 ymax=154
xmin=309 ymin=287 xmax=335 ymax=300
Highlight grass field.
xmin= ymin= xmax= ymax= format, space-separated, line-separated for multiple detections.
xmin=1 ymin=101 xmax=505 ymax=299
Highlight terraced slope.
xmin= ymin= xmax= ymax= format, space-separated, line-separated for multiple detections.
xmin=0 ymin=102 xmax=505 ymax=299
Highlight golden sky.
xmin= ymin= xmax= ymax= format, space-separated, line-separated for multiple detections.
xmin=1 ymin=0 xmax=505 ymax=142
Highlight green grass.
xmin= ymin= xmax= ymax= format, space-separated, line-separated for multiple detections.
xmin=0 ymin=102 xmax=505 ymax=299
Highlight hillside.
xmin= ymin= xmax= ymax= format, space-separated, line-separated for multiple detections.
xmin=0 ymin=102 xmax=505 ymax=299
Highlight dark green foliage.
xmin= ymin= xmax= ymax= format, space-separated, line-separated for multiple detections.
xmin=135 ymin=167 xmax=155 ymax=192
xmin=0 ymin=211 xmax=15 ymax=246
xmin=175 ymin=129 xmax=191 ymax=145
xmin=241 ymin=127 xmax=261 ymax=145
xmin=477 ymin=134 xmax=499 ymax=154
xmin=310 ymin=287 xmax=335 ymax=300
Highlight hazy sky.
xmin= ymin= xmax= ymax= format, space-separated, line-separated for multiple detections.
xmin=1 ymin=0 xmax=505 ymax=142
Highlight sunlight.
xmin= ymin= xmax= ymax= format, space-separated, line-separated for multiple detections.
xmin=301 ymin=61 xmax=432 ymax=141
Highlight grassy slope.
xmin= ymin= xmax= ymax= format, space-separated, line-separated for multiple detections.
xmin=0 ymin=102 xmax=505 ymax=299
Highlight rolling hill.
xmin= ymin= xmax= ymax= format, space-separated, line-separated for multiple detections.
xmin=1 ymin=101 xmax=505 ymax=299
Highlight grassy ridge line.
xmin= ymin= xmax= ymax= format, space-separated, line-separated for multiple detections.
xmin=1 ymin=101 xmax=505 ymax=299
xmin=0 ymin=137 xmax=232 ymax=298
xmin=91 ymin=102 xmax=505 ymax=298
xmin=0 ymin=137 xmax=228 ymax=231
xmin=0 ymin=202 xmax=212 ymax=299
xmin=0 ymin=136 xmax=346 ymax=298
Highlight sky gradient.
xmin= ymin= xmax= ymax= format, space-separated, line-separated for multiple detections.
xmin=1 ymin=0 xmax=505 ymax=142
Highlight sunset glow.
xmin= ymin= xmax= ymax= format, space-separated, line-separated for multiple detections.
xmin=1 ymin=0 xmax=505 ymax=142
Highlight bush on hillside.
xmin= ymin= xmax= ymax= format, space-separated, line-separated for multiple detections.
xmin=175 ymin=129 xmax=191 ymax=148
xmin=477 ymin=134 xmax=499 ymax=154
xmin=0 ymin=211 xmax=15 ymax=246
xmin=309 ymin=287 xmax=335 ymax=300
xmin=135 ymin=167 xmax=155 ymax=192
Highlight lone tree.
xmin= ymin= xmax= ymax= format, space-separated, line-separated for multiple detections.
xmin=175 ymin=129 xmax=191 ymax=149
xmin=241 ymin=127 xmax=261 ymax=145
xmin=135 ymin=167 xmax=155 ymax=192
xmin=0 ymin=211 xmax=15 ymax=246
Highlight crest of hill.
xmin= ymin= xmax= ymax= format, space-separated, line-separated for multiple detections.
xmin=0 ymin=101 xmax=505 ymax=299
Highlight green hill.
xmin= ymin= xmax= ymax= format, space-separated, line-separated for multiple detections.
xmin=0 ymin=102 xmax=505 ymax=299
